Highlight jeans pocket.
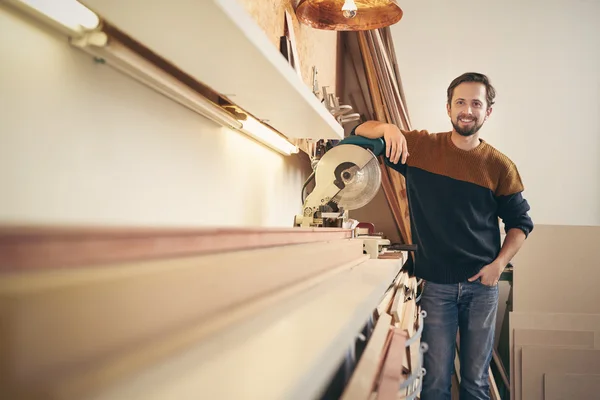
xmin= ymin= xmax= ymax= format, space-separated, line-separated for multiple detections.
xmin=474 ymin=278 xmax=498 ymax=289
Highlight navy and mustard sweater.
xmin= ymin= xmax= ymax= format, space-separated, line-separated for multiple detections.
xmin=352 ymin=127 xmax=534 ymax=284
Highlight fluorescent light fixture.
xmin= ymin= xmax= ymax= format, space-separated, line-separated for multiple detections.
xmin=77 ymin=40 xmax=296 ymax=154
xmin=6 ymin=0 xmax=298 ymax=156
xmin=4 ymin=0 xmax=100 ymax=36
xmin=74 ymin=39 xmax=243 ymax=130
xmin=240 ymin=116 xmax=299 ymax=155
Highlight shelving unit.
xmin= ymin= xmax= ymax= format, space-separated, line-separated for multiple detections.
xmin=81 ymin=0 xmax=344 ymax=141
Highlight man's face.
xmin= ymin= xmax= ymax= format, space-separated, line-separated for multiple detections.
xmin=447 ymin=82 xmax=493 ymax=137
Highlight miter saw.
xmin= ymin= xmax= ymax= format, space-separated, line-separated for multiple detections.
xmin=294 ymin=136 xmax=398 ymax=258
xmin=294 ymin=136 xmax=387 ymax=229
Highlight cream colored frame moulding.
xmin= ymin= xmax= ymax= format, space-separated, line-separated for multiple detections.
xmin=1 ymin=236 xmax=405 ymax=399
xmin=83 ymin=258 xmax=403 ymax=400
xmin=0 ymin=239 xmax=363 ymax=393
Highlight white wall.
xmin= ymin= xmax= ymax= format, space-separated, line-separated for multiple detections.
xmin=391 ymin=0 xmax=600 ymax=226
xmin=0 ymin=6 xmax=310 ymax=228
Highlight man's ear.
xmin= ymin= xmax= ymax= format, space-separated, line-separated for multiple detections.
xmin=446 ymin=103 xmax=451 ymax=117
xmin=485 ymin=106 xmax=493 ymax=120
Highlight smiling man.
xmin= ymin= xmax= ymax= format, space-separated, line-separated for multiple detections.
xmin=351 ymin=72 xmax=534 ymax=400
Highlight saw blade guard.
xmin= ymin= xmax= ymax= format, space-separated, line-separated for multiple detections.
xmin=304 ymin=143 xmax=381 ymax=212
xmin=331 ymin=155 xmax=381 ymax=210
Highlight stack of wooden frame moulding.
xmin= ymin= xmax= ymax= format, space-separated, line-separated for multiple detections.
xmin=0 ymin=225 xmax=416 ymax=399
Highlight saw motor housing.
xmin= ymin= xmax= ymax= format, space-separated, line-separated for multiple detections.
xmin=295 ymin=141 xmax=382 ymax=228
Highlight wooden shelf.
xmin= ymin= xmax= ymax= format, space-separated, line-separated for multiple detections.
xmin=81 ymin=0 xmax=344 ymax=141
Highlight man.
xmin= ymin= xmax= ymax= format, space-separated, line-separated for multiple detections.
xmin=352 ymin=72 xmax=533 ymax=400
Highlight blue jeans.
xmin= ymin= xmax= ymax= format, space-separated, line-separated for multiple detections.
xmin=419 ymin=280 xmax=498 ymax=400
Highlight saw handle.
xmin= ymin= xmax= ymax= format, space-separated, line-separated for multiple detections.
xmin=338 ymin=135 xmax=408 ymax=176
xmin=338 ymin=135 xmax=386 ymax=156
xmin=389 ymin=243 xmax=418 ymax=252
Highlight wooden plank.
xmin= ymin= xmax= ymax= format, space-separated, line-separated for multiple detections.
xmin=46 ymin=258 xmax=403 ymax=400
xmin=400 ymin=299 xmax=416 ymax=372
xmin=492 ymin=349 xmax=509 ymax=391
xmin=376 ymin=286 xmax=395 ymax=317
xmin=521 ymin=347 xmax=600 ymax=400
xmin=377 ymin=270 xmax=405 ymax=318
xmin=0 ymin=239 xmax=365 ymax=391
xmin=371 ymin=30 xmax=409 ymax=128
xmin=451 ymin=372 xmax=460 ymax=400
xmin=544 ymin=373 xmax=600 ymax=400
xmin=355 ymin=31 xmax=412 ymax=245
xmin=513 ymin=328 xmax=595 ymax=400
xmin=375 ymin=328 xmax=407 ymax=400
xmin=489 ymin=366 xmax=501 ymax=400
xmin=235 ymin=0 xmax=339 ymax=93
xmin=340 ymin=313 xmax=392 ymax=400
xmin=512 ymin=225 xmax=600 ymax=314
xmin=0 ymin=225 xmax=352 ymax=272
xmin=508 ymin=312 xmax=600 ymax=400
xmin=390 ymin=288 xmax=405 ymax=324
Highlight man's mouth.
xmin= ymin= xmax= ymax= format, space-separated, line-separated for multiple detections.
xmin=459 ymin=117 xmax=475 ymax=124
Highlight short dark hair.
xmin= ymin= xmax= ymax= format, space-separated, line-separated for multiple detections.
xmin=447 ymin=72 xmax=496 ymax=108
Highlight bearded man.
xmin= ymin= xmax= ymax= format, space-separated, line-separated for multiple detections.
xmin=352 ymin=72 xmax=534 ymax=400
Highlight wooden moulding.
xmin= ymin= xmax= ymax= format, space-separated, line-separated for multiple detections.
xmin=0 ymin=225 xmax=352 ymax=272
xmin=375 ymin=327 xmax=407 ymax=400
xmin=49 ymin=258 xmax=403 ymax=400
xmin=0 ymin=238 xmax=366 ymax=398
xmin=340 ymin=313 xmax=392 ymax=400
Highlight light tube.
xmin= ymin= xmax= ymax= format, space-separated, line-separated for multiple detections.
xmin=7 ymin=0 xmax=298 ymax=156
xmin=75 ymin=39 xmax=243 ymax=130
xmin=240 ymin=116 xmax=299 ymax=155
xmin=4 ymin=0 xmax=100 ymax=36
xmin=78 ymin=40 xmax=296 ymax=154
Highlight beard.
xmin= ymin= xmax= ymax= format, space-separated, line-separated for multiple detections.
xmin=452 ymin=117 xmax=484 ymax=137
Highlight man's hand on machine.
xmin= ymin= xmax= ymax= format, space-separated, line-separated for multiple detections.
xmin=383 ymin=124 xmax=409 ymax=164
xmin=468 ymin=260 xmax=504 ymax=287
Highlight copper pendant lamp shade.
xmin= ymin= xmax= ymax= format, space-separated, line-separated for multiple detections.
xmin=295 ymin=0 xmax=403 ymax=31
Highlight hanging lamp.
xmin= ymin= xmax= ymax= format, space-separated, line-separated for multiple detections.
xmin=295 ymin=0 xmax=403 ymax=31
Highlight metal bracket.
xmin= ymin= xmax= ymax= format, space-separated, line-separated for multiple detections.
xmin=70 ymin=30 xmax=108 ymax=48
xmin=398 ymin=367 xmax=426 ymax=400
xmin=398 ymin=341 xmax=428 ymax=400
xmin=405 ymin=310 xmax=427 ymax=347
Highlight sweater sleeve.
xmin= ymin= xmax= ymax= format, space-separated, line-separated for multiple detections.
xmin=349 ymin=123 xmax=429 ymax=174
xmin=349 ymin=123 xmax=426 ymax=153
xmin=496 ymin=165 xmax=534 ymax=237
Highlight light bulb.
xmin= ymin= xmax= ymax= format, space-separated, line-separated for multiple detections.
xmin=341 ymin=0 xmax=357 ymax=19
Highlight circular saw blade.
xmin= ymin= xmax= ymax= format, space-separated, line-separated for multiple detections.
xmin=332 ymin=156 xmax=381 ymax=210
